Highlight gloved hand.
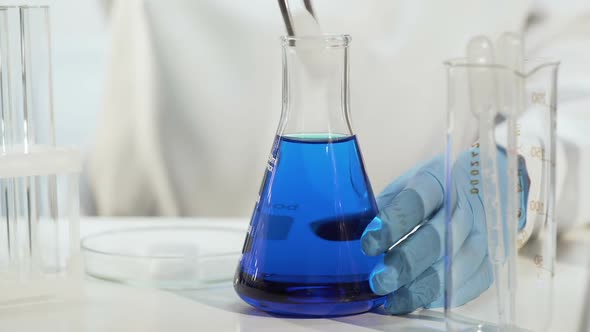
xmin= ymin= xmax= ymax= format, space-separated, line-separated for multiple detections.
xmin=361 ymin=146 xmax=529 ymax=314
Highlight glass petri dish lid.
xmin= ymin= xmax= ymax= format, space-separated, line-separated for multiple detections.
xmin=81 ymin=225 xmax=245 ymax=290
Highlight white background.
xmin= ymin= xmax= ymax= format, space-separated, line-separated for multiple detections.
xmin=51 ymin=0 xmax=108 ymax=149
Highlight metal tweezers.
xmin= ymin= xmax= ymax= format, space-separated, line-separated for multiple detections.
xmin=277 ymin=0 xmax=317 ymax=36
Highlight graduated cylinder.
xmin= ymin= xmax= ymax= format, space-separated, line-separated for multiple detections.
xmin=444 ymin=56 xmax=558 ymax=331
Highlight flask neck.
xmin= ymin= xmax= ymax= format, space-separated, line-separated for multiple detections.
xmin=278 ymin=35 xmax=353 ymax=139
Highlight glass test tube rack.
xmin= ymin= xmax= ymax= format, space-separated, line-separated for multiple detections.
xmin=0 ymin=5 xmax=81 ymax=307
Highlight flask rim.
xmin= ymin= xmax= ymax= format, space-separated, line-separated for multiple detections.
xmin=281 ymin=34 xmax=351 ymax=48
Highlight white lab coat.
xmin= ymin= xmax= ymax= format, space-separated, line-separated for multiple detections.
xmin=86 ymin=0 xmax=590 ymax=230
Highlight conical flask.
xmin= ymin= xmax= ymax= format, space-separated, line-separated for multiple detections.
xmin=234 ymin=35 xmax=384 ymax=317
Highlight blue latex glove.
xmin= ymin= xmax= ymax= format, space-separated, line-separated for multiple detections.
xmin=361 ymin=146 xmax=529 ymax=314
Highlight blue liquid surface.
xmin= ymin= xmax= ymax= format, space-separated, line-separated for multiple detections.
xmin=234 ymin=135 xmax=385 ymax=317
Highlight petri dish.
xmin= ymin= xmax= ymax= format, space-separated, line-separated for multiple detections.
xmin=81 ymin=225 xmax=245 ymax=290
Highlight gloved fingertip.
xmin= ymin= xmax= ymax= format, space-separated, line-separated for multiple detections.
xmin=364 ymin=216 xmax=384 ymax=233
xmin=384 ymin=289 xmax=414 ymax=315
xmin=369 ymin=264 xmax=399 ymax=296
xmin=361 ymin=217 xmax=388 ymax=256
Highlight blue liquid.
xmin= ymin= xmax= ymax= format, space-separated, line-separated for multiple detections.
xmin=234 ymin=135 xmax=385 ymax=317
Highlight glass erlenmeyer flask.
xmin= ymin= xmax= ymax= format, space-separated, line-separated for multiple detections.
xmin=234 ymin=35 xmax=384 ymax=317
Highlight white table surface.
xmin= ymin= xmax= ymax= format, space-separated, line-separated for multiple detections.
xmin=1 ymin=217 xmax=590 ymax=332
